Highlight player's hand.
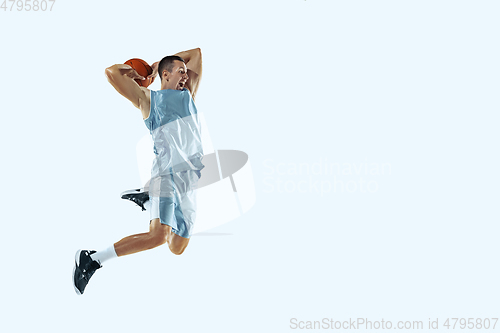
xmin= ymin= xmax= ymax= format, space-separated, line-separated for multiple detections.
xmin=148 ymin=61 xmax=159 ymax=80
xmin=124 ymin=66 xmax=146 ymax=81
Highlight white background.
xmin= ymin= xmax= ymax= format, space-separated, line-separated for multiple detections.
xmin=1 ymin=0 xmax=499 ymax=332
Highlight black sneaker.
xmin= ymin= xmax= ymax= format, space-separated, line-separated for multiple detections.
xmin=121 ymin=188 xmax=150 ymax=211
xmin=73 ymin=250 xmax=102 ymax=295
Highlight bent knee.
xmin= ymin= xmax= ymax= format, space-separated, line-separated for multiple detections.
xmin=168 ymin=243 xmax=188 ymax=255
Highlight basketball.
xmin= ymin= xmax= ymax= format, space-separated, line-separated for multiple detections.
xmin=124 ymin=58 xmax=155 ymax=87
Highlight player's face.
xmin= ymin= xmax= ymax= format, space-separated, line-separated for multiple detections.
xmin=164 ymin=60 xmax=189 ymax=91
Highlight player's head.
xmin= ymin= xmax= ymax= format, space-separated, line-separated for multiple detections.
xmin=158 ymin=55 xmax=188 ymax=91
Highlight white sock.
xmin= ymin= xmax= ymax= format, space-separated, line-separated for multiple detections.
xmin=90 ymin=245 xmax=118 ymax=265
xmin=144 ymin=199 xmax=152 ymax=211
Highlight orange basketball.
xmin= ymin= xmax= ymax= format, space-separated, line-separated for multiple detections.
xmin=124 ymin=58 xmax=155 ymax=87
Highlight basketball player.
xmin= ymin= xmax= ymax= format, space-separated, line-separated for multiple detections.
xmin=72 ymin=48 xmax=204 ymax=295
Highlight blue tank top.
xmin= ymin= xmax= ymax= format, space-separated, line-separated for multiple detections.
xmin=144 ymin=88 xmax=204 ymax=177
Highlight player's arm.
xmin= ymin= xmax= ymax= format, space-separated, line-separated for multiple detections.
xmin=104 ymin=64 xmax=151 ymax=119
xmin=174 ymin=48 xmax=203 ymax=99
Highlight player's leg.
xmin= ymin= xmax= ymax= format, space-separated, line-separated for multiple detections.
xmin=113 ymin=218 xmax=169 ymax=256
xmin=74 ymin=196 xmax=196 ymax=293
xmin=164 ymin=169 xmax=200 ymax=255
xmin=166 ymin=232 xmax=190 ymax=255
xmin=118 ymin=193 xmax=190 ymax=255
xmin=73 ymin=218 xmax=170 ymax=295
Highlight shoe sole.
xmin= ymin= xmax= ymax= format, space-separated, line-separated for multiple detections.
xmin=73 ymin=249 xmax=83 ymax=295
xmin=120 ymin=189 xmax=143 ymax=197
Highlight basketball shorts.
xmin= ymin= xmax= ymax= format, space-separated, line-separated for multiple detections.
xmin=148 ymin=170 xmax=200 ymax=239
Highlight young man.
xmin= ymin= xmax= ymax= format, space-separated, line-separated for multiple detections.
xmin=73 ymin=48 xmax=204 ymax=295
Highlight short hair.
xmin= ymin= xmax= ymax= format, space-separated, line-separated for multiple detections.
xmin=158 ymin=55 xmax=185 ymax=82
